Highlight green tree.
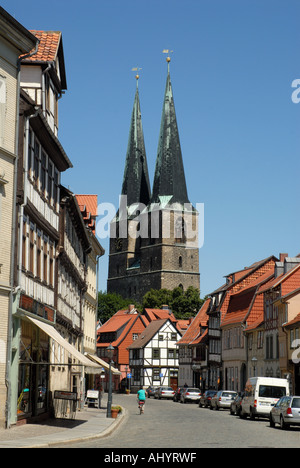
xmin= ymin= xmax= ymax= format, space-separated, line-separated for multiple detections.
xmin=142 ymin=286 xmax=204 ymax=319
xmin=97 ymin=291 xmax=138 ymax=324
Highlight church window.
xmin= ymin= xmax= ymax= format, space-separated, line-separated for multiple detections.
xmin=179 ymin=256 xmax=183 ymax=268
xmin=175 ymin=216 xmax=186 ymax=243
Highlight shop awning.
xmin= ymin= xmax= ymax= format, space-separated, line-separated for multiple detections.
xmin=26 ymin=316 xmax=102 ymax=372
xmin=86 ymin=353 xmax=122 ymax=376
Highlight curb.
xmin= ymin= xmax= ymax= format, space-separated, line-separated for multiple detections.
xmin=7 ymin=408 xmax=127 ymax=449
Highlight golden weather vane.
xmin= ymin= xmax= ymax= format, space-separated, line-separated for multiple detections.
xmin=163 ymin=49 xmax=173 ymax=60
xmin=131 ymin=67 xmax=142 ymax=87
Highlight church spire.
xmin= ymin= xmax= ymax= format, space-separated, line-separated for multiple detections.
xmin=121 ymin=74 xmax=151 ymax=208
xmin=151 ymin=55 xmax=190 ymax=206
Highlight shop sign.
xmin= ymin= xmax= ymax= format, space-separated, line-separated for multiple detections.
xmin=19 ymin=294 xmax=56 ymax=323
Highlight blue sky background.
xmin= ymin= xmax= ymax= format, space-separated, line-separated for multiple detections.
xmin=2 ymin=0 xmax=300 ymax=298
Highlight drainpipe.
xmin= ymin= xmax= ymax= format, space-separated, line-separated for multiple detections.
xmin=5 ymin=39 xmax=39 ymax=429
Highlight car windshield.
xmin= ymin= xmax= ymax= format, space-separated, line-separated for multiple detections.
xmin=258 ymin=385 xmax=286 ymax=399
xmin=223 ymin=392 xmax=236 ymax=397
xmin=292 ymin=398 xmax=300 ymax=408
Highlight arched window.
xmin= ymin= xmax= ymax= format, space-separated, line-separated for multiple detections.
xmin=179 ymin=256 xmax=183 ymax=268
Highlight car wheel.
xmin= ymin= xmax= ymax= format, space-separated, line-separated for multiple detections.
xmin=280 ymin=416 xmax=287 ymax=430
xmin=269 ymin=414 xmax=275 ymax=428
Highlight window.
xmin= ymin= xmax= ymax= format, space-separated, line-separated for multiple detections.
xmin=43 ymin=237 xmax=48 ymax=282
xmin=175 ymin=216 xmax=186 ymax=243
xmin=48 ymin=161 xmax=53 ymax=202
xmin=22 ymin=218 xmax=27 ymax=269
xmin=257 ymin=331 xmax=264 ymax=349
xmin=41 ymin=152 xmax=47 ymax=195
xmin=168 ymin=349 xmax=176 ymax=359
xmin=34 ymin=140 xmax=40 ymax=182
xmin=53 ymin=169 xmax=59 ymax=208
xmin=152 ymin=348 xmax=160 ymax=359
xmin=153 ymin=368 xmax=160 ymax=381
xmin=179 ymin=256 xmax=183 ymax=268
xmin=29 ymin=224 xmax=35 ymax=274
xmin=49 ymin=242 xmax=54 ymax=287
xmin=132 ymin=333 xmax=139 ymax=341
xmin=36 ymin=231 xmax=41 ymax=278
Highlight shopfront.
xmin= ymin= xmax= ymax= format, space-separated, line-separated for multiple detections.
xmin=11 ymin=293 xmax=103 ymax=425
xmin=18 ymin=319 xmax=50 ymax=420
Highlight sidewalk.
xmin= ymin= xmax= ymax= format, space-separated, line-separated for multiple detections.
xmin=0 ymin=402 xmax=126 ymax=448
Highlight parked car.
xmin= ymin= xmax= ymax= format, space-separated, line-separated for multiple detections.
xmin=173 ymin=387 xmax=184 ymax=402
xmin=155 ymin=386 xmax=175 ymax=400
xmin=210 ymin=390 xmax=238 ymax=410
xmin=199 ymin=390 xmax=217 ymax=408
xmin=146 ymin=386 xmax=158 ymax=398
xmin=180 ymin=388 xmax=201 ymax=404
xmin=230 ymin=393 xmax=244 ymax=416
xmin=240 ymin=377 xmax=289 ymax=420
xmin=270 ymin=396 xmax=300 ymax=430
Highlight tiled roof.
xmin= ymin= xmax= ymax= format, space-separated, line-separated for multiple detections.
xmin=143 ymin=308 xmax=177 ymax=323
xmin=259 ymin=264 xmax=300 ymax=294
xmin=76 ymin=195 xmax=98 ymax=234
xmin=285 ymin=312 xmax=300 ymax=328
xmin=24 ymin=30 xmax=61 ymax=62
xmin=219 ymin=257 xmax=277 ymax=322
xmin=128 ymin=319 xmax=169 ymax=349
xmin=177 ymin=299 xmax=210 ymax=345
xmin=221 ymin=269 xmax=275 ymax=328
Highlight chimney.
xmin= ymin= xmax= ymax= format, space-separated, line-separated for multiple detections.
xmin=128 ymin=304 xmax=135 ymax=314
xmin=280 ymin=253 xmax=288 ymax=262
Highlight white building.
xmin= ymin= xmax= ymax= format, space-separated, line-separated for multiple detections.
xmin=128 ymin=318 xmax=182 ymax=390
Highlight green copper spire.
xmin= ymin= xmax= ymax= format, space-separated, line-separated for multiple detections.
xmin=121 ymin=76 xmax=151 ymax=207
xmin=151 ymin=57 xmax=190 ymax=206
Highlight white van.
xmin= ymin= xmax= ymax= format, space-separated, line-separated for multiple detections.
xmin=240 ymin=377 xmax=290 ymax=420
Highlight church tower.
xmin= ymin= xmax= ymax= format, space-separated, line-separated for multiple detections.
xmin=107 ymin=59 xmax=200 ymax=302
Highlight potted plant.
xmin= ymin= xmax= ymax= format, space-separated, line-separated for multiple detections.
xmin=111 ymin=405 xmax=122 ymax=418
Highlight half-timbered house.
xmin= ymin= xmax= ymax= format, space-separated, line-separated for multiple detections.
xmin=128 ymin=318 xmax=182 ymax=391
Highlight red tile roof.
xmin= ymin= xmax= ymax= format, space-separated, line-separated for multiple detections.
xmin=23 ymin=30 xmax=61 ymax=62
xmin=76 ymin=195 xmax=98 ymax=234
xmin=221 ymin=269 xmax=275 ymax=328
xmin=177 ymin=299 xmax=210 ymax=345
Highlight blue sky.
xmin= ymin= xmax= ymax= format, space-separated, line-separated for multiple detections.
xmin=2 ymin=0 xmax=300 ymax=297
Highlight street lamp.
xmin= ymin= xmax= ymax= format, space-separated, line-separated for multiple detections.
xmin=106 ymin=343 xmax=114 ymax=418
xmin=251 ymin=357 xmax=258 ymax=377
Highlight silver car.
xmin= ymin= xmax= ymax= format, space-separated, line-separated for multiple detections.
xmin=270 ymin=396 xmax=300 ymax=430
xmin=180 ymin=388 xmax=201 ymax=404
xmin=155 ymin=386 xmax=175 ymax=400
xmin=210 ymin=390 xmax=238 ymax=410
